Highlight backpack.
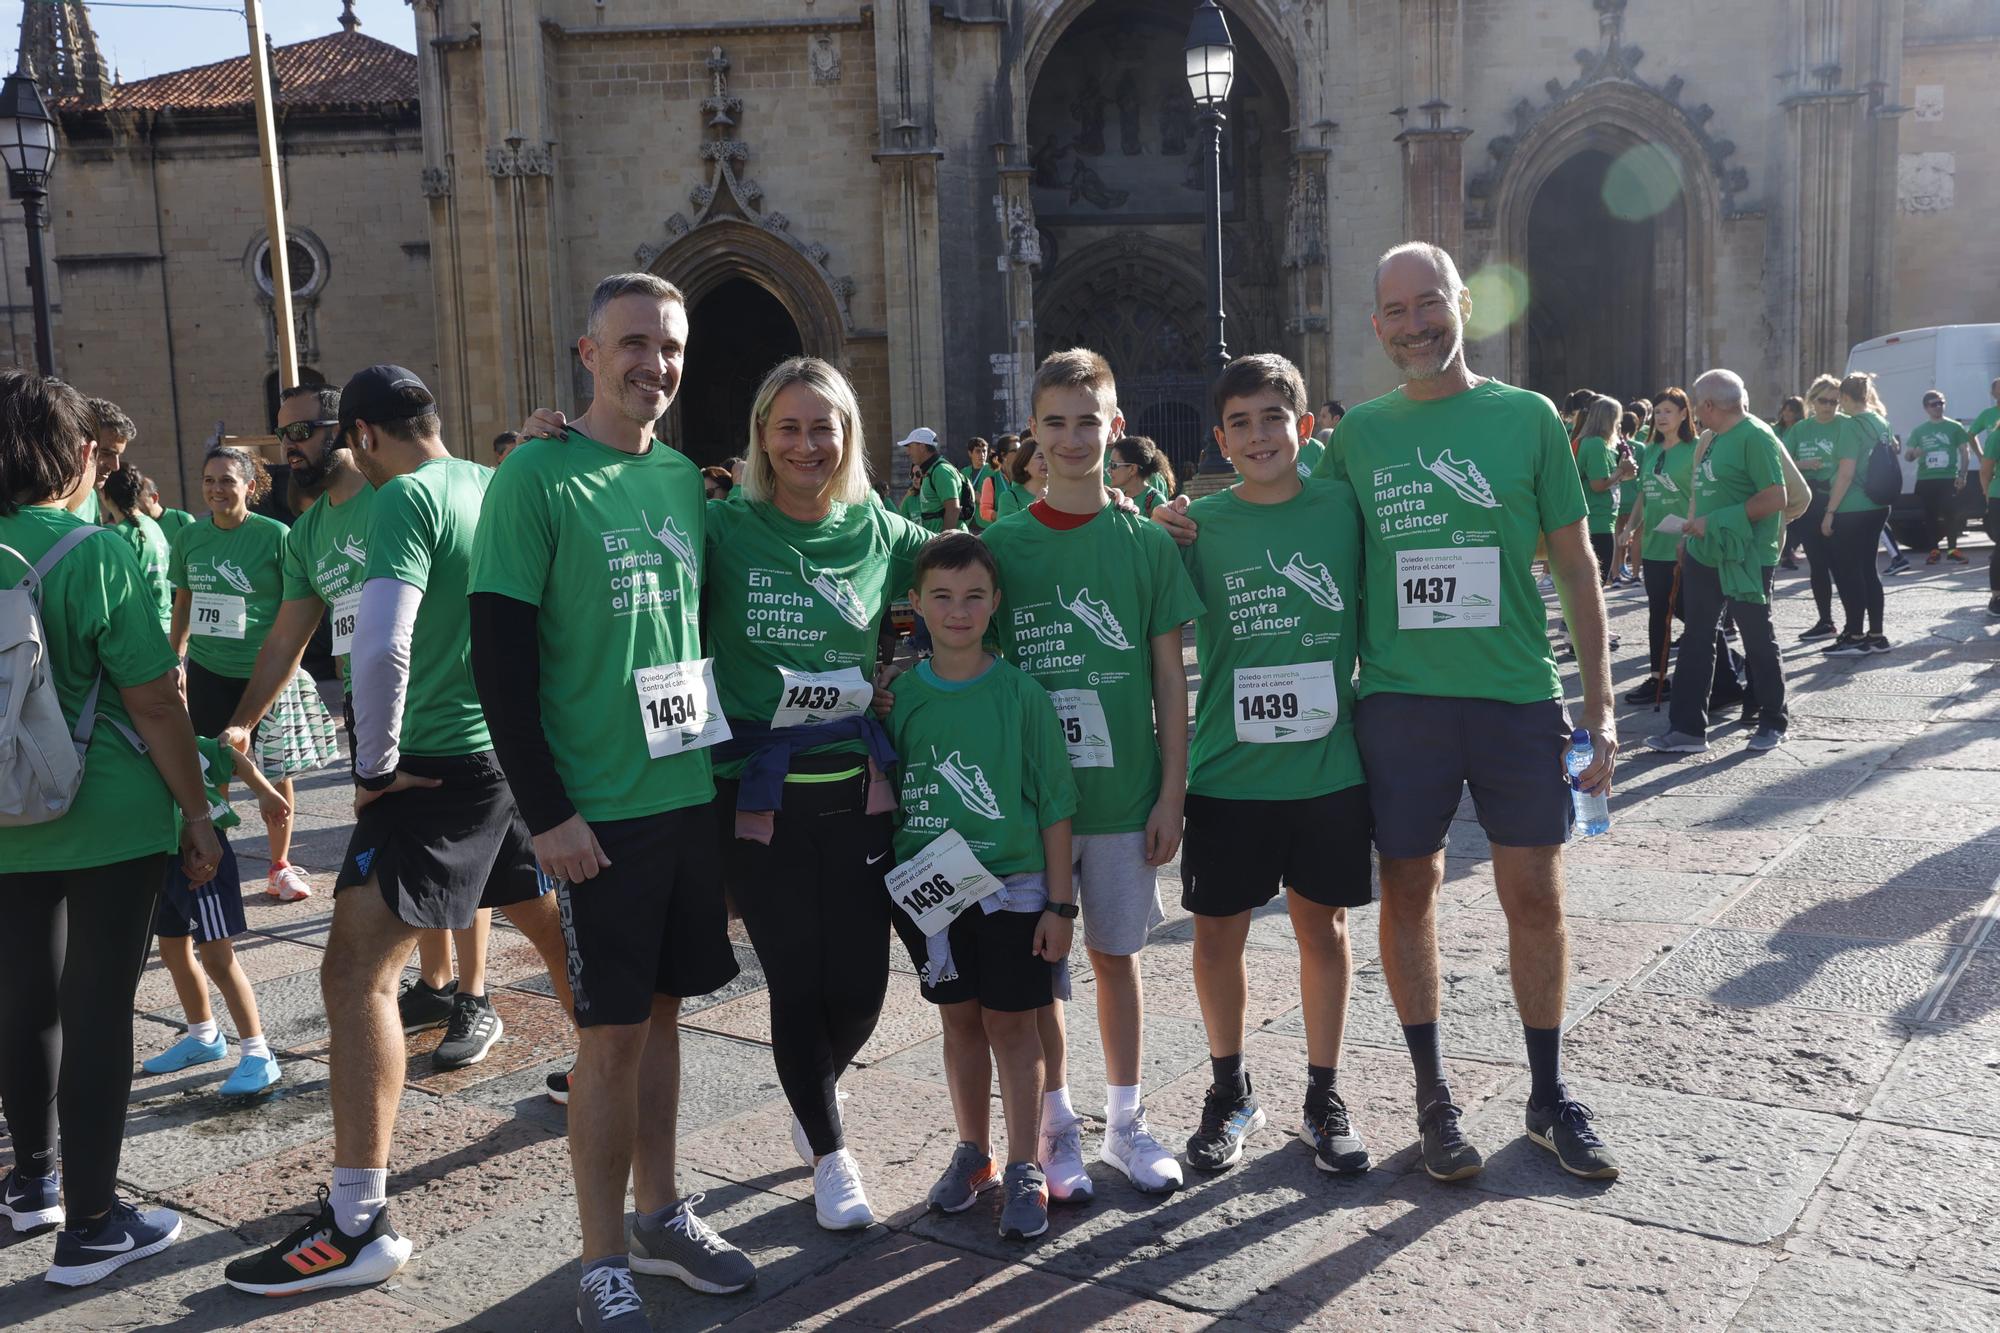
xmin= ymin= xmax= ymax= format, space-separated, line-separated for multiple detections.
xmin=956 ymin=466 xmax=979 ymax=528
xmin=1861 ymin=428 xmax=1904 ymax=508
xmin=0 ymin=525 xmax=135 ymax=826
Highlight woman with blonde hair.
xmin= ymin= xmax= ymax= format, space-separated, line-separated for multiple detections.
xmin=1623 ymin=388 xmax=1699 ymax=703
xmin=1819 ymin=371 xmax=1895 ymax=655
xmin=1784 ymin=374 xmax=1845 ymax=636
xmin=1574 ymin=394 xmax=1637 ymax=588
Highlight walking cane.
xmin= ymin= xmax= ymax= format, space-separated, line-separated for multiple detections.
xmin=1653 ymin=561 xmax=1681 ymax=713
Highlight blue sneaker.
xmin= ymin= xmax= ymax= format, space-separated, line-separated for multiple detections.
xmin=142 ymin=1033 xmax=227 ymax=1074
xmin=46 ymin=1198 xmax=181 ymax=1287
xmin=1 ymin=1167 xmax=63 ymax=1236
xmin=219 ymin=1052 xmax=281 ymax=1096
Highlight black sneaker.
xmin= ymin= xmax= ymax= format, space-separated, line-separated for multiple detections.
xmin=547 ymin=1068 xmax=571 ymax=1106
xmin=397 ymin=976 xmax=457 ymax=1034
xmin=46 ymin=1199 xmax=180 ymax=1287
xmin=1298 ymin=1092 xmax=1371 ymax=1175
xmin=1886 ymin=556 xmax=1912 ymax=576
xmin=1988 ymin=595 xmax=2000 ymax=618
xmin=1623 ymin=678 xmax=1670 ymax=705
xmin=223 ymin=1186 xmax=414 ymax=1295
xmin=1864 ymin=634 xmax=1893 ymax=655
xmin=1418 ymin=1099 xmax=1483 ymax=1182
xmin=432 ymin=992 xmax=503 ymax=1070
xmin=1822 ymin=633 xmax=1870 ymax=658
xmin=1526 ymin=1096 xmax=1620 ymax=1180
xmin=1184 ymin=1078 xmax=1266 ymax=1173
xmin=1797 ymin=620 xmax=1838 ymax=641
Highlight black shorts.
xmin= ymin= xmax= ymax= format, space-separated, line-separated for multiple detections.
xmin=184 ymin=659 xmax=250 ymax=737
xmin=1181 ymin=786 xmax=1373 ymax=916
xmin=892 ymin=895 xmax=1056 ymax=1014
xmin=333 ymin=751 xmax=542 ymax=931
xmin=156 ymin=829 xmax=246 ymax=943
xmin=1354 ymin=693 xmax=1573 ymax=858
xmin=556 ymin=804 xmax=738 ymax=1028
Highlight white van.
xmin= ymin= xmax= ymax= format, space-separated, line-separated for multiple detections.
xmin=1846 ymin=323 xmax=2000 ymax=535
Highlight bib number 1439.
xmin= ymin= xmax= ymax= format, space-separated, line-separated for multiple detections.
xmin=634 ymin=659 xmax=730 ymax=758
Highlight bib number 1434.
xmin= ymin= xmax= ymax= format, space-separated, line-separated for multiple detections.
xmin=634 ymin=659 xmax=731 ymax=758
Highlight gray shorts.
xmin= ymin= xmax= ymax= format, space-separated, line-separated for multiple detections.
xmin=1072 ymin=830 xmax=1164 ymax=956
xmin=1353 ymin=693 xmax=1574 ymax=859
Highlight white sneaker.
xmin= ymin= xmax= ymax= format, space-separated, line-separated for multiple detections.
xmin=790 ymin=1088 xmax=848 ymax=1169
xmin=812 ymin=1149 xmax=875 ymax=1231
xmin=1098 ymin=1108 xmax=1183 ymax=1195
xmin=1038 ymin=1115 xmax=1095 ymax=1203
xmin=266 ymin=866 xmax=312 ymax=902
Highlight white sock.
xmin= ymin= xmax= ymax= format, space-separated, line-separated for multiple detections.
xmin=330 ymin=1167 xmax=388 ymax=1237
xmin=187 ymin=1019 xmax=219 ymax=1044
xmin=1105 ymin=1083 xmax=1142 ymax=1128
xmin=1042 ymin=1086 xmax=1076 ymax=1128
xmin=239 ymin=1034 xmax=271 ymax=1061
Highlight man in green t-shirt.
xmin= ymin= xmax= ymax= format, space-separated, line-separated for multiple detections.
xmin=67 ymin=396 xmax=134 ymax=525
xmin=1647 ymin=368 xmax=1790 ymax=755
xmin=1176 ymin=354 xmax=1372 ymax=1178
xmin=467 ymin=275 xmax=753 ymax=1328
xmin=962 ymin=435 xmax=991 ymax=532
xmin=900 ymin=426 xmax=963 ymax=533
xmin=1904 ymin=390 xmax=1975 ymax=563
xmin=1159 ymin=242 xmax=1620 ymax=1186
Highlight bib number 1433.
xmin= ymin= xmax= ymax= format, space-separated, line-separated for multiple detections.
xmin=634 ymin=658 xmax=731 ymax=758
xmin=1395 ymin=547 xmax=1500 ymax=630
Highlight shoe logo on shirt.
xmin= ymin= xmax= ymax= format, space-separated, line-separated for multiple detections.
xmin=1417 ymin=450 xmax=1500 ymax=509
xmin=79 ymin=1232 xmax=136 ymax=1254
xmin=335 ymin=536 xmax=369 ymax=566
xmin=211 ymin=559 xmax=256 ymax=594
xmin=799 ymin=554 xmax=872 ymax=630
xmin=933 ymin=748 xmax=1004 ymax=821
xmin=1266 ymin=550 xmax=1345 ymax=612
xmin=1057 ymin=585 xmax=1133 ymax=651
xmin=643 ymin=510 xmax=699 ymax=573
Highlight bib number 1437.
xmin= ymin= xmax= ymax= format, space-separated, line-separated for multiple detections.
xmin=1394 ymin=547 xmax=1500 ymax=630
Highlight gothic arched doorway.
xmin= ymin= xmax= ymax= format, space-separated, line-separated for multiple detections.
xmin=677 ymin=277 xmax=804 ymax=466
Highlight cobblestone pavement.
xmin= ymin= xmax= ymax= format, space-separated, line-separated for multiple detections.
xmin=5 ymin=549 xmax=2000 ymax=1331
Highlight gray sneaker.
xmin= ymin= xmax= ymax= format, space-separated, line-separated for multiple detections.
xmin=578 ymin=1261 xmax=651 ymax=1332
xmin=1745 ymin=727 xmax=1786 ymax=752
xmin=928 ymin=1141 xmax=999 ymax=1214
xmin=627 ymin=1193 xmax=753 ymax=1294
xmin=1643 ymin=730 xmax=1707 ymax=754
xmin=998 ymin=1162 xmax=1049 ymax=1241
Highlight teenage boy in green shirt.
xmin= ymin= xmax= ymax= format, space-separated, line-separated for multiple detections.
xmin=1176 ymin=354 xmax=1372 ymax=1178
xmin=885 ymin=532 xmax=1077 ymax=1242
xmin=981 ymin=348 xmax=1204 ymax=1200
xmin=1904 ymin=390 xmax=1975 ymax=563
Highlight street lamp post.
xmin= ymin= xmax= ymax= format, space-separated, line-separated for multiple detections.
xmin=1185 ymin=1 xmax=1235 ymax=472
xmin=0 ymin=71 xmax=60 ymax=376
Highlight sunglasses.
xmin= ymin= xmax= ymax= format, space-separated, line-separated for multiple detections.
xmin=276 ymin=419 xmax=339 ymax=444
xmin=1810 ymin=396 xmax=1838 ymax=406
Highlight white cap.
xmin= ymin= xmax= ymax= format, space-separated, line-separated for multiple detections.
xmin=897 ymin=427 xmax=938 ymax=449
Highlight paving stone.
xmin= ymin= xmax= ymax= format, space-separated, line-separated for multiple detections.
xmin=1855 ymin=768 xmax=2000 ymax=807
xmin=1793 ymin=662 xmax=1995 ymax=696
xmin=236 ymin=884 xmax=337 ymax=947
xmin=684 ymin=970 xmax=941 ymax=1068
xmin=1824 ymin=797 xmax=2000 ymax=844
xmin=1867 ymin=1029 xmax=2000 ymax=1139
xmin=1730 ymin=1255 xmax=2000 ymax=1333
xmin=1236 ymin=1178 xmax=1769 ymax=1331
xmin=1933 ymin=951 xmax=2000 ymax=1030
xmin=1568 ymin=992 xmax=1910 ymax=1115
xmin=1788 ymin=689 xmax=1953 ymax=721
xmin=1460 ymin=1075 xmax=1853 ymax=1244
xmin=1557 ymin=868 xmax=1749 ymax=925
xmin=1791 ymin=1122 xmax=2000 ymax=1289
xmin=724 ymin=1233 xmax=1215 ymax=1332
xmin=1765 ymin=836 xmax=2000 ymax=892
xmin=1612 ymin=793 xmax=1838 ymax=832
xmin=402 ymin=989 xmax=573 ymax=1096
xmin=1717 ymin=877 xmax=1990 ymax=945
xmin=132 ymin=936 xmax=326 ymax=1026
xmin=1776 ymin=714 xmax=1931 ymax=743
xmin=1882 ymin=723 xmax=2000 ymax=771
xmin=1560 ymin=822 xmax=1784 ymax=876
xmin=1641 ymin=928 xmax=1960 ymax=1020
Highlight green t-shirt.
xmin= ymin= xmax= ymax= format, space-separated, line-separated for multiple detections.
xmin=1145 ymin=474 xmax=1172 ymax=506
xmin=1294 ymin=437 xmax=1327 ymax=479
xmin=1181 ymin=479 xmax=1365 ymax=801
xmin=157 ymin=507 xmax=195 ymax=541
xmin=981 ymin=504 xmax=1204 ymax=835
xmin=1616 ymin=441 xmax=1643 ymax=516
xmin=898 ymin=490 xmax=923 ymax=523
xmin=703 ymin=495 xmax=929 ymax=778
xmin=1908 ymin=418 xmax=1970 ymax=481
xmin=1832 ymin=410 xmax=1892 ymax=513
xmin=111 ymin=512 xmax=172 ymax=631
xmin=993 ymin=477 xmax=1032 ymax=520
xmin=1984 ymin=427 xmax=2000 ymax=499
xmin=964 ymin=465 xmax=992 ymax=529
xmin=192 ymin=734 xmax=242 ymax=833
xmin=1318 ymin=382 xmax=1586 ymax=705
xmin=1578 ymin=435 xmax=1619 ymax=534
xmin=914 ymin=458 xmax=965 ymax=533
xmin=72 ymin=489 xmax=100 ymax=525
xmin=281 ymin=480 xmax=377 ymax=687
xmin=1971 ymin=405 xmax=2000 ymax=444
xmin=365 ymin=457 xmax=491 ymax=758
xmin=1693 ymin=417 xmax=1787 ymax=568
xmin=468 ymin=431 xmax=713 ymax=821
xmin=1639 ymin=439 xmax=1696 ymax=563
xmin=1784 ymin=416 xmax=1842 ymax=487
xmin=887 ymin=657 xmax=1078 ymax=875
xmin=0 ymin=508 xmax=178 ymax=871
xmin=167 ymin=511 xmax=288 ymax=677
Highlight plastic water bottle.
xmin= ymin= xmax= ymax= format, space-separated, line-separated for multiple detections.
xmin=1564 ymin=728 xmax=1611 ymax=837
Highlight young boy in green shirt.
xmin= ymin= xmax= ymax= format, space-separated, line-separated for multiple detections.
xmin=886 ymin=533 xmax=1078 ymax=1242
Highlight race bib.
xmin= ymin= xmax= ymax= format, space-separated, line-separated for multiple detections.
xmin=1048 ymin=688 xmax=1113 ymax=769
xmin=768 ymin=665 xmax=873 ymax=730
xmin=1925 ymin=451 xmax=1950 ymax=470
xmin=634 ymin=659 xmax=731 ymax=759
xmin=329 ymin=590 xmax=362 ymax=658
xmin=1232 ymin=662 xmax=1337 ymax=744
xmin=885 ymin=829 xmax=1000 ymax=937
xmin=1395 ymin=547 xmax=1501 ymax=630
xmin=190 ymin=591 xmax=246 ymax=640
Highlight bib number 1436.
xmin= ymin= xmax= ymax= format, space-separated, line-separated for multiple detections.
xmin=634 ymin=659 xmax=730 ymax=758
xmin=884 ymin=829 xmax=1000 ymax=937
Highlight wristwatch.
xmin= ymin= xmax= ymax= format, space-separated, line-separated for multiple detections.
xmin=1044 ymin=901 xmax=1079 ymax=920
xmin=356 ymin=768 xmax=399 ymax=793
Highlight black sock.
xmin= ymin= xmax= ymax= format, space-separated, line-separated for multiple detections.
xmin=1402 ymin=1022 xmax=1449 ymax=1111
xmin=1211 ymin=1052 xmax=1247 ymax=1098
xmin=1304 ymin=1064 xmax=1337 ymax=1114
xmin=1524 ymin=1023 xmax=1564 ymax=1108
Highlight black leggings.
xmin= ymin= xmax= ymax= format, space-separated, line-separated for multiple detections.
xmin=1590 ymin=531 xmax=1616 ymax=586
xmin=1914 ymin=477 xmax=1962 ymax=549
xmin=1990 ymin=498 xmax=2000 ymax=592
xmin=1642 ymin=557 xmax=1681 ymax=677
xmin=1829 ymin=507 xmax=1887 ymax=635
xmin=1790 ymin=489 xmax=1834 ymax=622
xmin=716 ymin=766 xmax=893 ymax=1157
xmin=0 ymin=854 xmax=166 ymax=1216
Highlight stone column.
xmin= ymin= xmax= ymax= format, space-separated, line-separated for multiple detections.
xmin=872 ymin=0 xmax=947 ymax=451
xmin=408 ymin=0 xmax=473 ymax=453
xmin=1283 ymin=146 xmax=1333 ymax=394
xmin=995 ymin=152 xmax=1039 ymax=436
xmin=1781 ymin=1 xmax=1865 ymax=383
xmin=1395 ymin=0 xmax=1470 ymax=252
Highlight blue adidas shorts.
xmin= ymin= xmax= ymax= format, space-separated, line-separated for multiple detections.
xmin=156 ymin=830 xmax=247 ymax=944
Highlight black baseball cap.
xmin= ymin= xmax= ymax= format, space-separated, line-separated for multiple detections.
xmin=338 ymin=364 xmax=436 ymax=438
